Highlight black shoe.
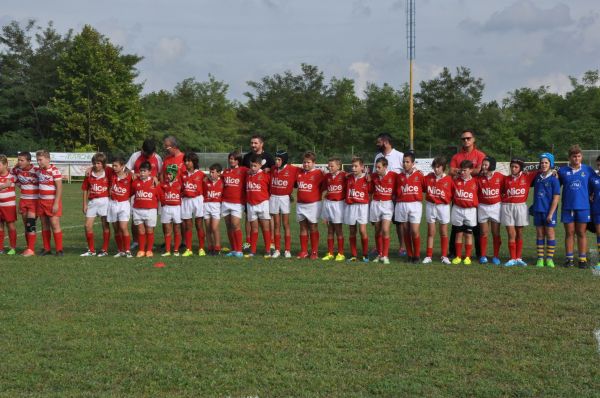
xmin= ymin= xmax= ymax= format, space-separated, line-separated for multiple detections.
xmin=40 ymin=250 xmax=53 ymax=256
xmin=563 ymin=259 xmax=574 ymax=268
xmin=55 ymin=251 xmax=64 ymax=257
xmin=578 ymin=261 xmax=588 ymax=269
xmin=411 ymin=256 xmax=420 ymax=264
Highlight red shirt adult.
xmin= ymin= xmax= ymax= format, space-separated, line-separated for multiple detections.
xmin=452 ymin=177 xmax=479 ymax=208
xmin=371 ymin=171 xmax=396 ymax=201
xmin=450 ymin=146 xmax=486 ymax=174
xmin=203 ymin=178 xmax=224 ymax=203
xmin=81 ymin=168 xmax=112 ymax=200
xmin=160 ymin=180 xmax=182 ymax=206
xmin=296 ymin=169 xmax=325 ymax=204
xmin=162 ymin=151 xmax=185 ymax=182
xmin=324 ymin=171 xmax=346 ymax=201
xmin=345 ymin=174 xmax=371 ymax=204
xmin=246 ymin=170 xmax=270 ymax=205
xmin=396 ymin=169 xmax=424 ymax=202
xmin=11 ymin=165 xmax=38 ymax=200
xmin=476 ymin=172 xmax=504 ymax=205
xmin=126 ymin=151 xmax=162 ymax=177
xmin=109 ymin=173 xmax=133 ymax=202
xmin=181 ymin=169 xmax=205 ymax=198
xmin=222 ymin=166 xmax=248 ymax=204
xmin=132 ymin=178 xmax=159 ymax=209
xmin=501 ymin=172 xmax=536 ymax=204
xmin=423 ymin=173 xmax=453 ymax=205
xmin=270 ymin=164 xmax=299 ymax=196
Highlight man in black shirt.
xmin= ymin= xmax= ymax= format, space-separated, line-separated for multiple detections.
xmin=242 ymin=135 xmax=275 ymax=171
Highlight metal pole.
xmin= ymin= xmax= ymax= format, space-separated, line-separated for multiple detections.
xmin=410 ymin=60 xmax=414 ymax=151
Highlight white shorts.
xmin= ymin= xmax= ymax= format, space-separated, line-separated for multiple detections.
xmin=501 ymin=203 xmax=529 ymax=227
xmin=132 ymin=208 xmax=158 ymax=227
xmin=394 ymin=202 xmax=422 ymax=224
xmin=248 ymin=200 xmax=271 ymax=221
xmin=425 ymin=202 xmax=450 ymax=224
xmin=221 ymin=201 xmax=244 ymax=218
xmin=204 ymin=202 xmax=221 ymax=219
xmin=86 ymin=197 xmax=108 ymax=218
xmin=181 ymin=196 xmax=204 ymax=219
xmin=369 ymin=200 xmax=394 ymax=222
xmin=478 ymin=203 xmax=501 ymax=224
xmin=107 ymin=200 xmax=130 ymax=223
xmin=297 ymin=202 xmax=322 ymax=224
xmin=161 ymin=205 xmax=182 ymax=224
xmin=269 ymin=194 xmax=291 ymax=215
xmin=451 ymin=206 xmax=477 ymax=227
xmin=344 ymin=203 xmax=369 ymax=225
xmin=321 ymin=200 xmax=345 ymax=224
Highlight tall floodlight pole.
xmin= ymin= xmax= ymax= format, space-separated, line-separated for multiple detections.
xmin=406 ymin=0 xmax=415 ymax=150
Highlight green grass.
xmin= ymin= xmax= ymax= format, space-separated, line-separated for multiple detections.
xmin=0 ymin=184 xmax=599 ymax=397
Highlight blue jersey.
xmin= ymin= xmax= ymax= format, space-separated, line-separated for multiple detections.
xmin=532 ymin=173 xmax=560 ymax=213
xmin=558 ymin=164 xmax=594 ymax=210
xmin=590 ymin=172 xmax=600 ymax=215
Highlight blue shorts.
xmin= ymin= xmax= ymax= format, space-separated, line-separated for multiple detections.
xmin=561 ymin=209 xmax=591 ymax=224
xmin=533 ymin=211 xmax=557 ymax=227
xmin=593 ymin=213 xmax=600 ymax=225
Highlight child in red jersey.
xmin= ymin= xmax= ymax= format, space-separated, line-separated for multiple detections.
xmin=345 ymin=156 xmax=371 ymax=262
xmin=0 ymin=155 xmax=18 ymax=255
xmin=107 ymin=158 xmax=133 ymax=258
xmin=11 ymin=151 xmax=38 ymax=256
xmin=451 ymin=160 xmax=479 ymax=265
xmin=160 ymin=164 xmax=183 ymax=257
xmin=203 ymin=163 xmax=224 ymax=255
xmin=269 ymin=151 xmax=298 ymax=259
xmin=321 ymin=157 xmax=346 ymax=262
xmin=369 ymin=157 xmax=396 ymax=264
xmin=501 ymin=158 xmax=537 ymax=266
xmin=132 ymin=162 xmax=160 ymax=257
xmin=296 ymin=151 xmax=325 ymax=259
xmin=476 ymin=157 xmax=503 ymax=265
xmin=181 ymin=152 xmax=206 ymax=257
xmin=395 ymin=152 xmax=423 ymax=263
xmin=35 ymin=150 xmax=63 ymax=256
xmin=245 ymin=154 xmax=271 ymax=258
xmin=422 ymin=157 xmax=453 ymax=264
xmin=81 ymin=153 xmax=112 ymax=257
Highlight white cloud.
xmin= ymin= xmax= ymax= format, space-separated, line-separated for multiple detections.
xmin=526 ymin=72 xmax=573 ymax=96
xmin=350 ymin=61 xmax=376 ymax=97
xmin=152 ymin=37 xmax=186 ymax=65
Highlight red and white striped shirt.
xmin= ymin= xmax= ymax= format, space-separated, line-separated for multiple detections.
xmin=371 ymin=171 xmax=396 ymax=201
xmin=203 ymin=178 xmax=224 ymax=203
xmin=36 ymin=165 xmax=62 ymax=201
xmin=0 ymin=172 xmax=16 ymax=207
xmin=11 ymin=165 xmax=39 ymax=200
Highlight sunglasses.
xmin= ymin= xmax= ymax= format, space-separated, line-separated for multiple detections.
xmin=461 ymin=137 xmax=473 ymax=141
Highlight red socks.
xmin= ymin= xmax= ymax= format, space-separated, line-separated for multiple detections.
xmin=382 ymin=237 xmax=390 ymax=257
xmin=516 ymin=239 xmax=523 ymax=259
xmin=185 ymin=230 xmax=193 ymax=250
xmin=26 ymin=232 xmax=36 ymax=251
xmin=284 ymin=235 xmax=291 ymax=252
xmin=327 ymin=237 xmax=334 ymax=255
xmin=42 ymin=230 xmax=51 ymax=251
xmin=250 ymin=231 xmax=259 ymax=254
xmin=361 ymin=237 xmax=369 ymax=257
xmin=441 ymin=236 xmax=448 ymax=257
xmin=508 ymin=241 xmax=516 ymax=260
xmin=102 ymin=230 xmax=110 ymax=252
xmin=455 ymin=242 xmax=463 ymax=258
xmin=465 ymin=244 xmax=472 ymax=258
xmin=480 ymin=236 xmax=488 ymax=257
xmin=197 ymin=228 xmax=205 ymax=249
xmin=174 ymin=231 xmax=181 ymax=252
xmin=274 ymin=233 xmax=281 ymax=251
xmin=138 ymin=233 xmax=146 ymax=253
xmin=376 ymin=233 xmax=382 ymax=256
xmin=123 ymin=235 xmax=131 ymax=252
xmin=337 ymin=237 xmax=344 ymax=254
xmin=262 ymin=230 xmax=271 ymax=254
xmin=412 ymin=236 xmax=420 ymax=258
xmin=310 ymin=231 xmax=319 ymax=254
xmin=164 ymin=234 xmax=172 ymax=252
xmin=86 ymin=232 xmax=95 ymax=252
xmin=53 ymin=231 xmax=63 ymax=252
xmin=493 ymin=236 xmax=502 ymax=258
xmin=235 ymin=230 xmax=243 ymax=252
xmin=426 ymin=246 xmax=433 ymax=258
xmin=349 ymin=236 xmax=357 ymax=257
xmin=146 ymin=232 xmax=154 ymax=252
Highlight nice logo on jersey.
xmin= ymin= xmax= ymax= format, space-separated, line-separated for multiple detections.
xmin=207 ymin=190 xmax=221 ymax=199
xmin=272 ymin=178 xmax=288 ymax=187
xmin=348 ymin=188 xmax=365 ymax=198
xmin=401 ymin=185 xmax=419 ymax=194
xmin=481 ymin=187 xmax=499 ymax=196
xmin=328 ymin=184 xmax=343 ymax=192
xmin=247 ymin=181 xmax=262 ymax=190
xmin=165 ymin=191 xmax=180 ymax=200
xmin=427 ymin=185 xmax=446 ymax=197
xmin=455 ymin=189 xmax=474 ymax=199
xmin=375 ymin=185 xmax=392 ymax=194
xmin=298 ymin=181 xmax=313 ymax=190
xmin=224 ymin=176 xmax=240 ymax=185
xmin=136 ymin=190 xmax=153 ymax=199
xmin=112 ymin=185 xmax=127 ymax=195
xmin=507 ymin=187 xmax=526 ymax=196
xmin=184 ymin=182 xmax=197 ymax=191
xmin=90 ymin=183 xmax=107 ymax=193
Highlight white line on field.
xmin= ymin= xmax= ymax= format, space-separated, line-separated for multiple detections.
xmin=1 ymin=221 xmax=99 ymax=241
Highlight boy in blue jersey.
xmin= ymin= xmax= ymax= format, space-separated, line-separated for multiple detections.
xmin=590 ymin=155 xmax=600 ymax=270
xmin=557 ymin=145 xmax=594 ymax=268
xmin=532 ymin=153 xmax=560 ymax=268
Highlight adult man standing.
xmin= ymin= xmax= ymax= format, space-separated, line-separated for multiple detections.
xmin=126 ymin=139 xmax=163 ymax=177
xmin=161 ymin=135 xmax=185 ymax=182
xmin=242 ymin=135 xmax=275 ymax=171
xmin=373 ymin=133 xmax=406 ymax=256
xmin=449 ymin=129 xmax=486 ymax=258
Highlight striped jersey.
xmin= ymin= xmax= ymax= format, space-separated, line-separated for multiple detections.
xmin=11 ymin=165 xmax=39 ymax=200
xmin=0 ymin=172 xmax=16 ymax=207
xmin=36 ymin=165 xmax=62 ymax=201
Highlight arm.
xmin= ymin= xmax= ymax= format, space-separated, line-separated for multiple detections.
xmin=54 ymin=178 xmax=63 ymax=214
xmin=547 ymin=194 xmax=560 ymax=223
xmin=82 ymin=189 xmax=89 ymax=215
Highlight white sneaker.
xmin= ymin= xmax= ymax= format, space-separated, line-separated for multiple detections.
xmin=422 ymin=256 xmax=432 ymax=264
xmin=441 ymin=256 xmax=451 ymax=265
xmin=80 ymin=250 xmax=96 ymax=257
xmin=284 ymin=250 xmax=292 ymax=258
xmin=242 ymin=242 xmax=251 ymax=250
xmin=271 ymin=250 xmax=281 ymax=258
xmin=381 ymin=256 xmax=390 ymax=265
xmin=372 ymin=255 xmax=381 ymax=263
xmin=113 ymin=252 xmax=124 ymax=258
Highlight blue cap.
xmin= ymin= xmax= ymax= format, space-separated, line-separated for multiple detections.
xmin=539 ymin=152 xmax=554 ymax=168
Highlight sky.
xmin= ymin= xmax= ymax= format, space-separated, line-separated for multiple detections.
xmin=2 ymin=0 xmax=599 ymax=102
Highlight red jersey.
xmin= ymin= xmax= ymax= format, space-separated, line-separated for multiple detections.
xmin=324 ymin=171 xmax=346 ymax=201
xmin=162 ymin=151 xmax=185 ymax=182
xmin=129 ymin=152 xmax=161 ymax=177
xmin=132 ymin=178 xmax=159 ymax=209
xmin=345 ymin=173 xmax=371 ymax=204
xmin=0 ymin=172 xmax=16 ymax=207
xmin=36 ymin=165 xmax=62 ymax=201
xmin=452 ymin=177 xmax=479 ymax=208
xmin=423 ymin=173 xmax=453 ymax=205
xmin=396 ymin=169 xmax=424 ymax=202
xmin=160 ymin=180 xmax=182 ymax=206
xmin=501 ymin=172 xmax=536 ymax=204
xmin=246 ymin=170 xmax=270 ymax=205
xmin=270 ymin=164 xmax=298 ymax=196
xmin=203 ymin=178 xmax=224 ymax=203
xmin=371 ymin=171 xmax=396 ymax=201
xmin=222 ymin=166 xmax=248 ymax=204
xmin=11 ymin=165 xmax=38 ymax=200
xmin=476 ymin=172 xmax=504 ymax=205
xmin=296 ymin=169 xmax=325 ymax=204
xmin=110 ymin=173 xmax=133 ymax=202
xmin=81 ymin=168 xmax=112 ymax=200
xmin=181 ymin=169 xmax=205 ymax=198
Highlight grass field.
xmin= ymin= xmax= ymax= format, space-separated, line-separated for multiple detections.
xmin=0 ymin=184 xmax=599 ymax=397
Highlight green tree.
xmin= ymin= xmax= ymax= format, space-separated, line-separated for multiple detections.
xmin=49 ymin=25 xmax=146 ymax=152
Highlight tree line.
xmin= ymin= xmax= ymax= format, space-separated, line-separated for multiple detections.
xmin=1 ymin=20 xmax=599 ymax=161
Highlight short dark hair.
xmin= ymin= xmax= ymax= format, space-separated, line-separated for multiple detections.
xmin=112 ymin=157 xmax=126 ymax=166
xmin=139 ymin=161 xmax=152 ymax=171
xmin=375 ymin=157 xmax=388 ymax=167
xmin=404 ymin=152 xmax=416 ymax=162
xmin=303 ymin=151 xmax=317 ymax=162
xmin=209 ymin=163 xmax=223 ymax=173
xmin=228 ymin=150 xmax=243 ymax=164
xmin=142 ymin=139 xmax=156 ymax=156
xmin=17 ymin=151 xmax=31 ymax=161
xmin=432 ymin=156 xmax=447 ymax=169
xmin=460 ymin=159 xmax=474 ymax=169
xmin=249 ymin=153 xmax=263 ymax=165
xmin=91 ymin=152 xmax=107 ymax=166
xmin=184 ymin=151 xmax=199 ymax=170
xmin=351 ymin=156 xmax=364 ymax=166
xmin=376 ymin=133 xmax=393 ymax=145
xmin=596 ymin=155 xmax=600 ymax=162
xmin=250 ymin=134 xmax=264 ymax=143
xmin=461 ymin=129 xmax=475 ymax=137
